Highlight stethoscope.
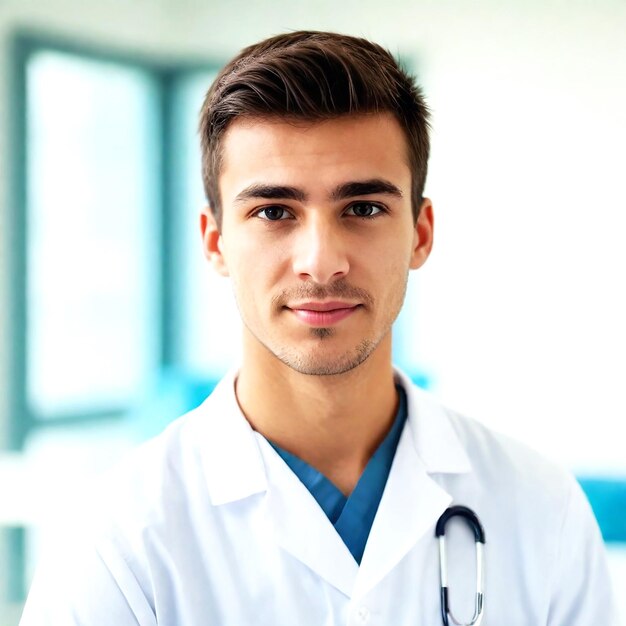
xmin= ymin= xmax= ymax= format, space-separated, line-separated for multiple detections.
xmin=435 ymin=506 xmax=486 ymax=626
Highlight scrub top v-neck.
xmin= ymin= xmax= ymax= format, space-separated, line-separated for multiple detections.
xmin=268 ymin=386 xmax=407 ymax=564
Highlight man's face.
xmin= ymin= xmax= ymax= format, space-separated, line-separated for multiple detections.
xmin=201 ymin=113 xmax=433 ymax=376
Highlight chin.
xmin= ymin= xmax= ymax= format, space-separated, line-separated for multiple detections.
xmin=275 ymin=338 xmax=375 ymax=376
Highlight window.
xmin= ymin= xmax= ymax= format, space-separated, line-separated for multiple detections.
xmin=5 ymin=34 xmax=221 ymax=602
xmin=26 ymin=51 xmax=160 ymax=418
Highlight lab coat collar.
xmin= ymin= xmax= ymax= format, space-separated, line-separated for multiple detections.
xmin=394 ymin=368 xmax=472 ymax=474
xmin=195 ymin=367 xmax=473 ymax=599
xmin=257 ymin=434 xmax=360 ymax=597
xmin=195 ymin=371 xmax=360 ymax=596
xmin=196 ymin=371 xmax=268 ymax=506
xmin=347 ymin=369 xmax=472 ymax=599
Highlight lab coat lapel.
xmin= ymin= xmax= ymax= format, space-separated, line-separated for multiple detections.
xmin=352 ymin=430 xmax=451 ymax=599
xmin=198 ymin=373 xmax=358 ymax=597
xmin=352 ymin=371 xmax=472 ymax=600
xmin=198 ymin=373 xmax=268 ymax=505
xmin=258 ymin=436 xmax=360 ymax=598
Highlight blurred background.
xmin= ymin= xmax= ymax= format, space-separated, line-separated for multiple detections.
xmin=0 ymin=0 xmax=625 ymax=622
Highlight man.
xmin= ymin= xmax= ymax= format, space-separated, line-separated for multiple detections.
xmin=21 ymin=31 xmax=617 ymax=625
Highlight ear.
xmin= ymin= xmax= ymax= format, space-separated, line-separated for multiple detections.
xmin=409 ymin=198 xmax=434 ymax=270
xmin=200 ymin=207 xmax=229 ymax=277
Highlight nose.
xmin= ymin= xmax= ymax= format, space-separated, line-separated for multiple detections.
xmin=291 ymin=217 xmax=350 ymax=284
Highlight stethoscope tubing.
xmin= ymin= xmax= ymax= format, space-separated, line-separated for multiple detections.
xmin=435 ymin=505 xmax=486 ymax=626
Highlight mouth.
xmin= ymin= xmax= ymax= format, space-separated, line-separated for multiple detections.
xmin=287 ymin=301 xmax=361 ymax=326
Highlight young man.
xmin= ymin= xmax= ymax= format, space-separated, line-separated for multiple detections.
xmin=21 ymin=31 xmax=617 ymax=625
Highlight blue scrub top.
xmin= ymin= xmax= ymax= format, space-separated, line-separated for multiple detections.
xmin=268 ymin=386 xmax=408 ymax=564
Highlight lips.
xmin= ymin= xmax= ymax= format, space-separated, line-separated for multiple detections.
xmin=288 ymin=301 xmax=360 ymax=326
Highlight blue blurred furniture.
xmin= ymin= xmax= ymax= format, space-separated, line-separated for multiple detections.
xmin=577 ymin=477 xmax=626 ymax=543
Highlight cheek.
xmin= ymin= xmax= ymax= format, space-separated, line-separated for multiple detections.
xmin=365 ymin=246 xmax=412 ymax=309
xmin=362 ymin=232 xmax=413 ymax=277
xmin=227 ymin=240 xmax=290 ymax=301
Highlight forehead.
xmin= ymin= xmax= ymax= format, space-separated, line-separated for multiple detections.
xmin=218 ymin=113 xmax=412 ymax=201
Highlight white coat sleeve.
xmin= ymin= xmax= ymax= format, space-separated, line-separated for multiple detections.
xmin=19 ymin=532 xmax=156 ymax=626
xmin=547 ymin=476 xmax=620 ymax=625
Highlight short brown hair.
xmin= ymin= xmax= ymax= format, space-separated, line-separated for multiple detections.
xmin=199 ymin=31 xmax=430 ymax=227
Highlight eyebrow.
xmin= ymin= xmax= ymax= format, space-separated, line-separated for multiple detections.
xmin=330 ymin=179 xmax=403 ymax=201
xmin=233 ymin=184 xmax=307 ymax=205
xmin=233 ymin=178 xmax=403 ymax=206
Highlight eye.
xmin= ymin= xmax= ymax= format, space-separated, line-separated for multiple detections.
xmin=254 ymin=206 xmax=292 ymax=221
xmin=345 ymin=202 xmax=384 ymax=218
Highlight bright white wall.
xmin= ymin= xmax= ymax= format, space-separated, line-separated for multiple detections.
xmin=418 ymin=18 xmax=626 ymax=472
xmin=1 ymin=0 xmax=625 ymax=469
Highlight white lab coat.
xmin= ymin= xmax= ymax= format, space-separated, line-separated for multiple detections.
xmin=20 ymin=369 xmax=618 ymax=625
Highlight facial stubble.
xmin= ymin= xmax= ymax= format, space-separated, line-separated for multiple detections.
xmin=236 ymin=274 xmax=408 ymax=377
xmin=273 ymin=276 xmax=406 ymax=376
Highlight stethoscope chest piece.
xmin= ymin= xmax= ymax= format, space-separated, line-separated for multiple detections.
xmin=435 ymin=505 xmax=486 ymax=626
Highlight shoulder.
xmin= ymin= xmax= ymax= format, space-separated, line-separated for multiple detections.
xmin=403 ymin=374 xmax=577 ymax=498
xmin=446 ymin=406 xmax=576 ymax=496
xmin=399 ymin=378 xmax=618 ymax=619
xmin=24 ymin=401 xmax=215 ymax=621
xmin=64 ymin=407 xmax=199 ymax=554
xmin=74 ymin=375 xmax=238 ymax=546
xmin=397 ymin=372 xmax=590 ymax=537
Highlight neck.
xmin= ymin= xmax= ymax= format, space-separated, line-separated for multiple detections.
xmin=235 ymin=332 xmax=398 ymax=495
